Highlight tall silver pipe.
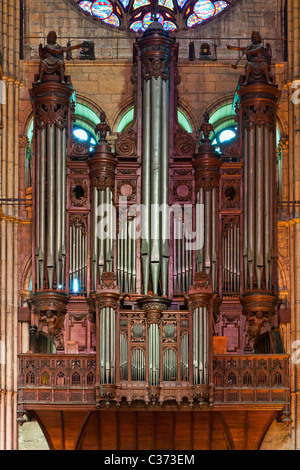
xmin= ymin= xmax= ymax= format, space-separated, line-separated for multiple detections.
xmin=61 ymin=128 xmax=67 ymax=288
xmin=211 ymin=187 xmax=218 ymax=290
xmin=141 ymin=79 xmax=151 ymax=295
xmin=35 ymin=129 xmax=41 ymax=290
xmin=46 ymin=124 xmax=55 ymax=289
xmin=196 ymin=189 xmax=205 ymax=272
xmin=150 ymin=77 xmax=162 ymax=295
xmin=268 ymin=130 xmax=274 ymax=289
xmin=38 ymin=128 xmax=46 ymax=289
xmin=180 ymin=333 xmax=188 ymax=381
xmin=255 ymin=125 xmax=264 ymax=288
xmin=247 ymin=126 xmax=255 ymax=289
xmin=55 ymin=127 xmax=62 ymax=287
xmin=98 ymin=190 xmax=104 ymax=283
xmin=243 ymin=129 xmax=248 ymax=290
xmin=204 ymin=190 xmax=212 ymax=276
xmin=161 ymin=78 xmax=170 ymax=296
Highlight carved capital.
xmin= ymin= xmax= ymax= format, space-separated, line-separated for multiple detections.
xmin=88 ymin=152 xmax=117 ymax=192
xmin=96 ymin=272 xmax=120 ymax=311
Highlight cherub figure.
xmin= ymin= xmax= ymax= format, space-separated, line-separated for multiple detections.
xmin=227 ymin=31 xmax=272 ymax=86
xmin=37 ymin=31 xmax=84 ymax=84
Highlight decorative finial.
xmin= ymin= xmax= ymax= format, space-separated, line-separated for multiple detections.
xmin=199 ymin=112 xmax=214 ymax=140
xmin=95 ymin=111 xmax=111 ymax=142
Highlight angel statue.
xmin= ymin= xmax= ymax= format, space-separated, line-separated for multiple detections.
xmin=37 ymin=30 xmax=84 ymax=84
xmin=227 ymin=31 xmax=272 ymax=86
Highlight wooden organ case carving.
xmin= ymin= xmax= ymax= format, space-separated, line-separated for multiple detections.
xmin=18 ymin=25 xmax=291 ymax=447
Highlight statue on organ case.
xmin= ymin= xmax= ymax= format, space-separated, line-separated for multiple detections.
xmin=227 ymin=31 xmax=272 ymax=86
xmin=37 ymin=30 xmax=84 ymax=84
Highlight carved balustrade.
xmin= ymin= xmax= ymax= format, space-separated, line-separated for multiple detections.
xmin=18 ymin=352 xmax=289 ymax=408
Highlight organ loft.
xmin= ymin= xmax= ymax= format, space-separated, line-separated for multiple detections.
xmin=0 ymin=0 xmax=298 ymax=451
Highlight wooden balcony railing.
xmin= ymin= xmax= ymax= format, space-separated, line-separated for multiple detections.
xmin=18 ymin=353 xmax=290 ymax=408
xmin=213 ymin=355 xmax=290 ymax=405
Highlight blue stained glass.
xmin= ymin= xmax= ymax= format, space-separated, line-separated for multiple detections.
xmin=214 ymin=1 xmax=229 ymax=13
xmin=163 ymin=21 xmax=177 ymax=31
xmin=158 ymin=0 xmax=174 ymax=10
xmin=132 ymin=0 xmax=151 ymax=10
xmin=176 ymin=0 xmax=188 ymax=8
xmin=103 ymin=13 xmax=120 ymax=25
xmin=78 ymin=0 xmax=92 ymax=13
xmin=142 ymin=11 xmax=164 ymax=29
xmin=119 ymin=0 xmax=130 ymax=8
xmin=130 ymin=21 xmax=146 ymax=31
xmin=91 ymin=0 xmax=113 ymax=19
xmin=194 ymin=0 xmax=215 ymax=19
xmin=187 ymin=12 xmax=204 ymax=27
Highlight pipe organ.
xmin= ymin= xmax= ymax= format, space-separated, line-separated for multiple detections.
xmin=27 ymin=23 xmax=284 ymax=411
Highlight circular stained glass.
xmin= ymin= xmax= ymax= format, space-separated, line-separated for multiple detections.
xmin=103 ymin=12 xmax=120 ymax=25
xmin=163 ymin=20 xmax=177 ymax=31
xmin=187 ymin=12 xmax=203 ymax=27
xmin=92 ymin=0 xmax=113 ymax=19
xmin=142 ymin=11 xmax=164 ymax=29
xmin=214 ymin=1 xmax=229 ymax=13
xmin=194 ymin=0 xmax=215 ymax=19
xmin=73 ymin=0 xmax=231 ymax=31
xmin=130 ymin=20 xmax=145 ymax=31
xmin=78 ymin=0 xmax=92 ymax=12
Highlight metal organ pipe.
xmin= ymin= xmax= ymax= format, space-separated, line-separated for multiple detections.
xmin=88 ymin=117 xmax=117 ymax=291
xmin=193 ymin=113 xmax=221 ymax=292
xmin=139 ymin=26 xmax=174 ymax=297
xmin=239 ymin=83 xmax=280 ymax=292
xmin=31 ymin=80 xmax=72 ymax=291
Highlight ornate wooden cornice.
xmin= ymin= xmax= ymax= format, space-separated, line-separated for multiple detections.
xmin=88 ymin=147 xmax=117 ymax=192
xmin=96 ymin=272 xmax=121 ymax=311
xmin=30 ymin=80 xmax=73 ymax=130
xmin=138 ymin=295 xmax=171 ymax=325
xmin=187 ymin=272 xmax=213 ymax=310
xmin=137 ymin=24 xmax=176 ymax=82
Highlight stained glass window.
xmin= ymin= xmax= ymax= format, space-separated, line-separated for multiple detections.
xmin=92 ymin=0 xmax=113 ymax=19
xmin=158 ymin=0 xmax=175 ymax=10
xmin=73 ymin=0 xmax=230 ymax=31
xmin=133 ymin=0 xmax=150 ymax=9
